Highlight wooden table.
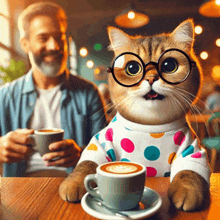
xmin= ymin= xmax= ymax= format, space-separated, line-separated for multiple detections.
xmin=1 ymin=173 xmax=220 ymax=220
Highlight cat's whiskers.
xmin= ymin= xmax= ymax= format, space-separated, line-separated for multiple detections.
xmin=103 ymin=100 xmax=116 ymax=113
xmin=164 ymin=87 xmax=189 ymax=119
xmin=90 ymin=91 xmax=127 ymax=116
xmin=89 ymin=95 xmax=121 ymax=129
xmin=173 ymin=88 xmax=199 ymax=113
xmin=163 ymin=89 xmax=180 ymax=114
xmin=161 ymin=87 xmax=187 ymax=110
xmin=170 ymin=88 xmax=200 ymax=118
xmin=173 ymin=88 xmax=212 ymax=138
xmin=111 ymin=95 xmax=133 ymax=116
xmin=120 ymin=95 xmax=136 ymax=113
xmin=177 ymin=89 xmax=216 ymax=139
xmin=173 ymin=89 xmax=201 ymax=133
xmin=162 ymin=86 xmax=208 ymax=137
xmin=89 ymin=108 xmax=108 ymax=131
xmin=111 ymin=96 xmax=127 ymax=110
xmin=176 ymin=87 xmax=216 ymax=117
xmin=88 ymin=94 xmax=129 ymax=131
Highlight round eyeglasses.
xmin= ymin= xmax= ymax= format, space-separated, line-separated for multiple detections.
xmin=107 ymin=48 xmax=196 ymax=87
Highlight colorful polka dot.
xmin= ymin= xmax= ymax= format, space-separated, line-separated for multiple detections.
xmin=150 ymin=133 xmax=164 ymax=138
xmin=191 ymin=152 xmax=202 ymax=158
xmin=144 ymin=146 xmax=160 ymax=161
xmin=120 ymin=158 xmax=130 ymax=162
xmin=87 ymin=144 xmax=98 ymax=151
xmin=106 ymin=157 xmax=112 ymax=162
xmin=182 ymin=145 xmax=194 ymax=157
xmin=112 ymin=116 xmax=117 ymax=122
xmin=164 ymin=172 xmax=170 ymax=177
xmin=146 ymin=167 xmax=157 ymax=177
xmin=121 ymin=138 xmax=135 ymax=153
xmin=174 ymin=131 xmax=185 ymax=146
xmin=105 ymin=128 xmax=113 ymax=142
xmin=95 ymin=133 xmax=100 ymax=140
xmin=107 ymin=149 xmax=116 ymax=161
xmin=168 ymin=152 xmax=176 ymax=164
xmin=101 ymin=143 xmax=106 ymax=148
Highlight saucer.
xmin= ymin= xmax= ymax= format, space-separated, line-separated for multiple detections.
xmin=81 ymin=187 xmax=162 ymax=219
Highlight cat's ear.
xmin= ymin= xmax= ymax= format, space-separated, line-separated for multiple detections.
xmin=107 ymin=27 xmax=132 ymax=54
xmin=171 ymin=19 xmax=194 ymax=49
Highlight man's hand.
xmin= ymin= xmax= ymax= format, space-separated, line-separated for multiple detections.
xmin=0 ymin=129 xmax=34 ymax=163
xmin=42 ymin=139 xmax=82 ymax=167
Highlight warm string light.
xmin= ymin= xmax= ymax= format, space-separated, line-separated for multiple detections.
xmin=79 ymin=47 xmax=95 ymax=69
xmin=86 ymin=60 xmax=94 ymax=68
xmin=216 ymin=0 xmax=220 ymax=6
xmin=199 ymin=38 xmax=220 ymax=62
xmin=94 ymin=68 xmax=100 ymax=75
xmin=216 ymin=38 xmax=220 ymax=47
xmin=128 ymin=11 xmax=135 ymax=19
xmin=200 ymin=51 xmax=208 ymax=60
xmin=79 ymin=47 xmax=88 ymax=57
xmin=195 ymin=25 xmax=203 ymax=35
xmin=212 ymin=65 xmax=220 ymax=81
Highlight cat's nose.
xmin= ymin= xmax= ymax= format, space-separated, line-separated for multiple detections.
xmin=146 ymin=75 xmax=159 ymax=85
xmin=144 ymin=65 xmax=159 ymax=85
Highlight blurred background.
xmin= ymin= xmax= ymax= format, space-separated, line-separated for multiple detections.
xmin=1 ymin=0 xmax=220 ymax=103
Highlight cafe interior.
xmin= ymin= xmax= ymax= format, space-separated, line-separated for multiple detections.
xmin=1 ymin=0 xmax=220 ymax=168
xmin=1 ymin=0 xmax=220 ymax=219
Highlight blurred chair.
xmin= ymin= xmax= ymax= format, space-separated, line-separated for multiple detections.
xmin=202 ymin=112 xmax=220 ymax=172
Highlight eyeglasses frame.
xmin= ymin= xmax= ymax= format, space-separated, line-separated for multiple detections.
xmin=107 ymin=48 xmax=196 ymax=87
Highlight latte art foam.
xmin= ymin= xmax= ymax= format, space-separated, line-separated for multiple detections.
xmin=100 ymin=162 xmax=143 ymax=174
xmin=106 ymin=165 xmax=137 ymax=174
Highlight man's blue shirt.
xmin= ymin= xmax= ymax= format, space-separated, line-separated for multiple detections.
xmin=0 ymin=70 xmax=106 ymax=176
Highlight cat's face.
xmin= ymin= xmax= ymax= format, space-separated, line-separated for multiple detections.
xmin=107 ymin=20 xmax=202 ymax=125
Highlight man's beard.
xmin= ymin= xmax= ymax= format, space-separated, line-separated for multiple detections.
xmin=29 ymin=50 xmax=65 ymax=78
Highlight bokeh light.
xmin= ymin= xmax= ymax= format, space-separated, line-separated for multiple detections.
xmin=94 ymin=43 xmax=102 ymax=51
xmin=79 ymin=47 xmax=88 ymax=57
xmin=216 ymin=38 xmax=220 ymax=47
xmin=195 ymin=25 xmax=203 ymax=35
xmin=128 ymin=11 xmax=135 ymax=19
xmin=86 ymin=60 xmax=94 ymax=68
xmin=216 ymin=0 xmax=220 ymax=6
xmin=212 ymin=65 xmax=220 ymax=81
xmin=94 ymin=68 xmax=100 ymax=75
xmin=200 ymin=51 xmax=208 ymax=60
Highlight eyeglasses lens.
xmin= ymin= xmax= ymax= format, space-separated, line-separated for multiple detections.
xmin=158 ymin=50 xmax=191 ymax=84
xmin=113 ymin=54 xmax=143 ymax=86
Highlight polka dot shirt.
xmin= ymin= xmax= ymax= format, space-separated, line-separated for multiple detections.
xmin=78 ymin=113 xmax=211 ymax=183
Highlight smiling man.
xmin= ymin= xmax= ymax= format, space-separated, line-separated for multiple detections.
xmin=0 ymin=2 xmax=106 ymax=177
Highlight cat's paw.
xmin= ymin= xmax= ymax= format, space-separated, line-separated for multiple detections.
xmin=59 ymin=172 xmax=87 ymax=202
xmin=59 ymin=161 xmax=98 ymax=202
xmin=168 ymin=170 xmax=210 ymax=211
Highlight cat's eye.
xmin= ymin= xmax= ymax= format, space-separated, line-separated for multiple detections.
xmin=161 ymin=58 xmax=178 ymax=74
xmin=125 ymin=61 xmax=142 ymax=76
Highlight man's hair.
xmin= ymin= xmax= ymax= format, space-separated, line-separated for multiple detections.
xmin=18 ymin=1 xmax=67 ymax=39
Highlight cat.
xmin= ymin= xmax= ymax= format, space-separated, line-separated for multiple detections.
xmin=59 ymin=19 xmax=211 ymax=211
